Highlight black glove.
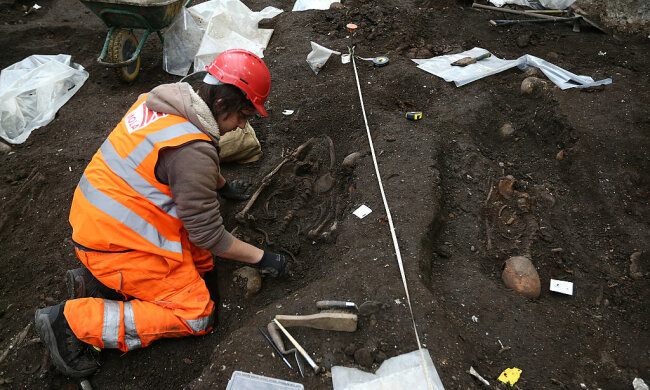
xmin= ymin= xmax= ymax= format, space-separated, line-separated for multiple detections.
xmin=254 ymin=251 xmax=288 ymax=278
xmin=217 ymin=180 xmax=251 ymax=201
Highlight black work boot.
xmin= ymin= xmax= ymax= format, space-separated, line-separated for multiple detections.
xmin=66 ymin=267 xmax=123 ymax=300
xmin=34 ymin=302 xmax=99 ymax=378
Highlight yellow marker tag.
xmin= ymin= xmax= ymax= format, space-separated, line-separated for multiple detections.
xmin=498 ymin=367 xmax=522 ymax=386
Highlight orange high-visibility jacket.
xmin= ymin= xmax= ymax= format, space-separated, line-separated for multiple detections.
xmin=69 ymin=94 xmax=212 ymax=260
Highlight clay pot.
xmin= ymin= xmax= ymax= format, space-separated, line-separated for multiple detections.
xmin=502 ymin=256 xmax=541 ymax=298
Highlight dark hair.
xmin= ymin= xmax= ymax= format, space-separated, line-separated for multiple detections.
xmin=197 ymin=83 xmax=255 ymax=120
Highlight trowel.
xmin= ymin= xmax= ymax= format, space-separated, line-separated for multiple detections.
xmin=451 ymin=52 xmax=491 ymax=66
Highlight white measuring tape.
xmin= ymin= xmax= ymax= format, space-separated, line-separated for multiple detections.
xmin=349 ymin=47 xmax=435 ymax=390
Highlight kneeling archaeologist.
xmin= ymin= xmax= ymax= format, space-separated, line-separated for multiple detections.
xmin=34 ymin=49 xmax=287 ymax=377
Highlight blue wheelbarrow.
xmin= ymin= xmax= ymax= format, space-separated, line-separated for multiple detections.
xmin=80 ymin=0 xmax=192 ymax=82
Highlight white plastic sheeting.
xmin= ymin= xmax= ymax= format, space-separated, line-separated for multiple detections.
xmin=488 ymin=0 xmax=575 ymax=9
xmin=292 ymin=0 xmax=340 ymax=11
xmin=332 ymin=349 xmax=445 ymax=390
xmin=0 ymin=54 xmax=88 ymax=144
xmin=162 ymin=0 xmax=283 ymax=76
xmin=413 ymin=47 xmax=612 ymax=89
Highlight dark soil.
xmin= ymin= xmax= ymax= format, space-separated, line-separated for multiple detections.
xmin=1 ymin=0 xmax=649 ymax=389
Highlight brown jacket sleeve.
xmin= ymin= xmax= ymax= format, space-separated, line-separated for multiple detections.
xmin=155 ymin=141 xmax=234 ymax=256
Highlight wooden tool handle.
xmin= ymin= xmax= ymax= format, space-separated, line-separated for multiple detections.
xmin=274 ymin=313 xmax=358 ymax=332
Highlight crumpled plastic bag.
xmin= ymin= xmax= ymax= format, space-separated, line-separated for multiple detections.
xmin=189 ymin=0 xmax=283 ymax=71
xmin=292 ymin=0 xmax=340 ymax=11
xmin=306 ymin=42 xmax=341 ymax=74
xmin=163 ymin=7 xmax=204 ymax=76
xmin=0 ymin=54 xmax=89 ymax=144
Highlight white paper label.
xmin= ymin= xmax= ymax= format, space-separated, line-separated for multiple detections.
xmin=353 ymin=205 xmax=372 ymax=219
xmin=550 ymin=279 xmax=574 ymax=295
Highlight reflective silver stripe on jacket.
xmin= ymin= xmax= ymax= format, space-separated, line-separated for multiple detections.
xmin=79 ymin=174 xmax=182 ymax=254
xmin=185 ymin=310 xmax=215 ymax=333
xmin=100 ymin=141 xmax=178 ymax=218
xmin=102 ymin=300 xmax=120 ymax=349
xmin=100 ymin=122 xmax=205 ymax=218
xmin=123 ymin=301 xmax=142 ymax=350
xmin=127 ymin=122 xmax=205 ymax=168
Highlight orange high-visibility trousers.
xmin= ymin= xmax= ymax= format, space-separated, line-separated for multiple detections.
xmin=63 ymin=240 xmax=215 ymax=352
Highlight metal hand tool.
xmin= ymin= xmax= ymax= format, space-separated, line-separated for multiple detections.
xmin=273 ymin=319 xmax=324 ymax=374
xmin=258 ymin=327 xmax=293 ymax=370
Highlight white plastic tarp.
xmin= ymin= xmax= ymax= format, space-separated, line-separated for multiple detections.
xmin=488 ymin=0 xmax=575 ymax=9
xmin=0 ymin=54 xmax=88 ymax=144
xmin=332 ymin=349 xmax=445 ymax=390
xmin=189 ymin=0 xmax=283 ymax=72
xmin=292 ymin=0 xmax=340 ymax=11
xmin=413 ymin=47 xmax=612 ymax=89
xmin=163 ymin=7 xmax=204 ymax=76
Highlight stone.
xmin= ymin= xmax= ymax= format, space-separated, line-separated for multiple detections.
xmin=524 ymin=67 xmax=541 ymax=77
xmin=314 ymin=173 xmax=334 ymax=193
xmin=500 ymin=123 xmax=515 ymax=138
xmin=516 ymin=34 xmax=530 ymax=48
xmin=417 ymin=48 xmax=432 ymax=58
xmin=502 ymin=256 xmax=541 ymax=298
xmin=342 ymin=151 xmax=362 ymax=168
xmin=375 ymin=351 xmax=387 ymax=364
xmin=546 ymin=52 xmax=560 ymax=61
xmin=498 ymin=175 xmax=515 ymax=199
xmin=406 ymin=47 xmax=418 ymax=59
xmin=354 ymin=347 xmax=374 ymax=368
xmin=556 ymin=149 xmax=566 ymax=160
xmin=329 ymin=2 xmax=344 ymax=9
xmin=630 ymin=251 xmax=644 ymax=279
xmin=521 ymin=77 xmax=547 ymax=95
xmin=0 ymin=142 xmax=11 ymax=153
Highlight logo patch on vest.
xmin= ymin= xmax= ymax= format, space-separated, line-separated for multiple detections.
xmin=124 ymin=102 xmax=168 ymax=134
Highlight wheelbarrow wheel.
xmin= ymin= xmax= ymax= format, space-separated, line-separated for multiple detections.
xmin=108 ymin=29 xmax=141 ymax=83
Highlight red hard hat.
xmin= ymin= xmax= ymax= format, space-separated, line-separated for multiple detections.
xmin=205 ymin=49 xmax=271 ymax=117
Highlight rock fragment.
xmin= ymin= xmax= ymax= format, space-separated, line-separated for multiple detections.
xmin=502 ymin=256 xmax=541 ymax=298
xmin=354 ymin=347 xmax=374 ymax=368
xmin=342 ymin=152 xmax=362 ymax=168
xmin=498 ymin=175 xmax=515 ymax=199
xmin=524 ymin=67 xmax=541 ymax=77
xmin=500 ymin=123 xmax=515 ymax=138
xmin=521 ymin=77 xmax=547 ymax=95
xmin=630 ymin=251 xmax=644 ymax=279
xmin=516 ymin=34 xmax=530 ymax=48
